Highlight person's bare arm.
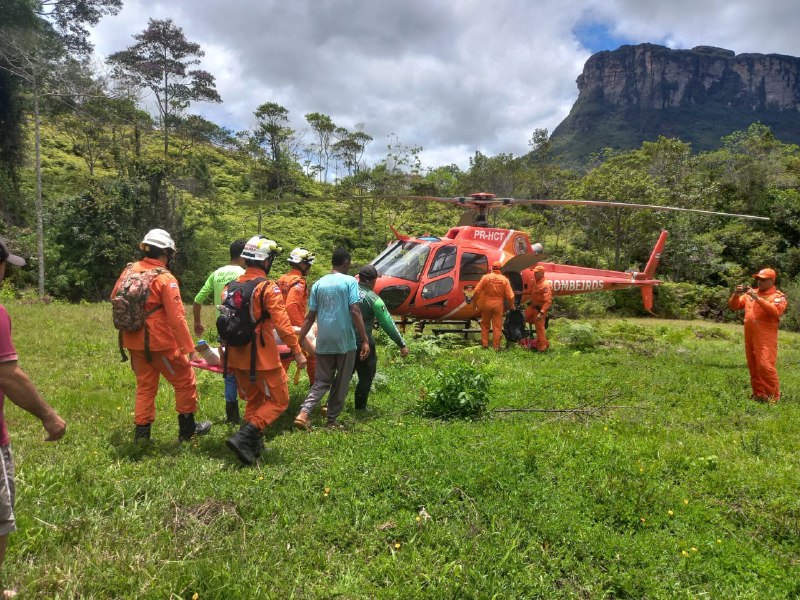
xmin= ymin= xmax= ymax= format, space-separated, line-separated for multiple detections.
xmin=0 ymin=362 xmax=65 ymax=441
xmin=298 ymin=311 xmax=317 ymax=341
xmin=350 ymin=304 xmax=370 ymax=359
xmin=192 ymin=302 xmax=204 ymax=336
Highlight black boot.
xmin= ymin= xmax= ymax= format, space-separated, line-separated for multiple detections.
xmin=226 ymin=422 xmax=262 ymax=465
xmin=134 ymin=423 xmax=151 ymax=442
xmin=178 ymin=413 xmax=212 ymax=442
xmin=225 ymin=401 xmax=241 ymax=424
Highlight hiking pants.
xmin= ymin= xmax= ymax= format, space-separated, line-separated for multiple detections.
xmin=524 ymin=305 xmax=550 ymax=351
xmin=234 ymin=367 xmax=290 ymax=431
xmin=352 ymin=342 xmax=377 ymax=410
xmin=224 ymin=372 xmax=240 ymax=404
xmin=480 ymin=300 xmax=505 ymax=350
xmin=300 ymin=351 xmax=356 ymax=423
xmin=129 ymin=349 xmax=197 ymax=425
xmin=744 ymin=321 xmax=780 ymax=400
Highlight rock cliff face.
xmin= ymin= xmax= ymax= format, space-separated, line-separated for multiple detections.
xmin=550 ymin=44 xmax=800 ymax=165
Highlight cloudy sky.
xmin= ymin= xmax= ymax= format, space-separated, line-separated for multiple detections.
xmin=89 ymin=0 xmax=800 ymax=170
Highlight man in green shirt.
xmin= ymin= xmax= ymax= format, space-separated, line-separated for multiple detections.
xmin=353 ymin=265 xmax=409 ymax=411
xmin=192 ymin=239 xmax=246 ymax=423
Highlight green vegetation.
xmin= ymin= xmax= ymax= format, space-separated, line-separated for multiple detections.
xmin=416 ymin=361 xmax=491 ymax=420
xmin=3 ymin=303 xmax=800 ymax=598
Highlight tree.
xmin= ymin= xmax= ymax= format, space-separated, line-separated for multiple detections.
xmin=332 ymin=126 xmax=372 ymax=177
xmin=0 ymin=0 xmax=121 ymax=296
xmin=305 ymin=112 xmax=335 ymax=182
xmin=253 ymin=102 xmax=292 ymax=163
xmin=108 ymin=19 xmax=221 ymax=158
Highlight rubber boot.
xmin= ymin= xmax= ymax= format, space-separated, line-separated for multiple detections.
xmin=225 ymin=401 xmax=241 ymax=424
xmin=134 ymin=423 xmax=151 ymax=442
xmin=226 ymin=422 xmax=262 ymax=465
xmin=178 ymin=413 xmax=212 ymax=442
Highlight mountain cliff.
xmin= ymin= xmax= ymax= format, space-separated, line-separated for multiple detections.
xmin=550 ymin=44 xmax=800 ymax=165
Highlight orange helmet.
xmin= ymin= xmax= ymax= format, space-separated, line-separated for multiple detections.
xmin=533 ymin=265 xmax=546 ymax=273
xmin=491 ymin=260 xmax=502 ymax=270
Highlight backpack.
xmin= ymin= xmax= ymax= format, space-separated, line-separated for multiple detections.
xmin=111 ymin=264 xmax=165 ymax=362
xmin=503 ymin=308 xmax=529 ymax=344
xmin=216 ymin=278 xmax=270 ymax=381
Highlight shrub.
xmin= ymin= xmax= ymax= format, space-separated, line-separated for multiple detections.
xmin=558 ymin=321 xmax=598 ymax=351
xmin=417 ymin=362 xmax=491 ymax=420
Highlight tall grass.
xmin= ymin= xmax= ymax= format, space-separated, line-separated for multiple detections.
xmin=2 ymin=304 xmax=799 ymax=598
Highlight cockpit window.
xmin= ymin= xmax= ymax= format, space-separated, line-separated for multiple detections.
xmin=373 ymin=241 xmax=430 ymax=282
xmin=460 ymin=252 xmax=488 ymax=281
xmin=427 ymin=245 xmax=457 ymax=278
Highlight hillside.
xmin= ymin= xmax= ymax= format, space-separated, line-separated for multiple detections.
xmin=550 ymin=44 xmax=800 ymax=166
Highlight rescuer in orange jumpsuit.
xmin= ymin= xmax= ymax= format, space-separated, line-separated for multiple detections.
xmin=111 ymin=229 xmax=212 ymax=442
xmin=524 ymin=264 xmax=553 ymax=352
xmin=727 ymin=268 xmax=788 ymax=403
xmin=473 ymin=261 xmax=515 ymax=350
xmin=278 ymin=247 xmax=316 ymax=385
xmin=224 ymin=236 xmax=307 ymax=465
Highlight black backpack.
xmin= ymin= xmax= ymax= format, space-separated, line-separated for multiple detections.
xmin=216 ymin=278 xmax=270 ymax=381
xmin=503 ymin=308 xmax=529 ymax=344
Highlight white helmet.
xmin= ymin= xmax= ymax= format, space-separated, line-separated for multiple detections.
xmin=241 ymin=235 xmax=280 ymax=262
xmin=140 ymin=228 xmax=175 ymax=251
xmin=288 ymin=247 xmax=315 ymax=265
xmin=532 ymin=242 xmax=544 ymax=254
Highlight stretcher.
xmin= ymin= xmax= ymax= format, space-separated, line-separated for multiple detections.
xmin=190 ymin=345 xmax=296 ymax=374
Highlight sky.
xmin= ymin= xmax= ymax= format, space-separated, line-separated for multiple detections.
xmin=89 ymin=0 xmax=800 ymax=171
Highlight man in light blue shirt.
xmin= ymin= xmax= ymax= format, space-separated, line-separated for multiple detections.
xmin=295 ymin=248 xmax=369 ymax=429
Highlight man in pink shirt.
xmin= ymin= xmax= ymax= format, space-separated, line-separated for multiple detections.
xmin=0 ymin=238 xmax=66 ymax=597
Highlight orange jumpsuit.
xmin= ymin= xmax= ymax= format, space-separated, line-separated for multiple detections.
xmin=728 ymin=286 xmax=787 ymax=402
xmin=224 ymin=268 xmax=302 ymax=431
xmin=277 ymin=269 xmax=316 ymax=384
xmin=524 ymin=278 xmax=553 ymax=351
xmin=473 ymin=271 xmax=515 ymax=350
xmin=111 ymin=257 xmax=197 ymax=425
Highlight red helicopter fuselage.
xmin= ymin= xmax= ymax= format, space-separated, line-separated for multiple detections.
xmin=371 ymin=225 xmax=667 ymax=321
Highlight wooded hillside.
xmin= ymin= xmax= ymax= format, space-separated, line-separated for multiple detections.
xmin=2 ymin=3 xmax=800 ymax=327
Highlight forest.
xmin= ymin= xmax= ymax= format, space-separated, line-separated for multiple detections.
xmin=2 ymin=0 xmax=800 ymax=327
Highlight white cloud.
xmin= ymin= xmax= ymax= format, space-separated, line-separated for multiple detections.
xmin=89 ymin=0 xmax=800 ymax=170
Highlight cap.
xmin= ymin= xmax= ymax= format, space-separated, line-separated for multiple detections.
xmin=358 ymin=265 xmax=378 ymax=282
xmin=491 ymin=261 xmax=503 ymax=270
xmin=533 ymin=265 xmax=546 ymax=273
xmin=0 ymin=238 xmax=25 ymax=267
xmin=752 ymin=268 xmax=776 ymax=280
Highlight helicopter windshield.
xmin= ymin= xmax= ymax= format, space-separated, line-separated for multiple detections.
xmin=373 ymin=241 xmax=430 ymax=282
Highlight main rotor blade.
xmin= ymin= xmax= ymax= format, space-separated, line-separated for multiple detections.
xmin=497 ymin=198 xmax=770 ymax=221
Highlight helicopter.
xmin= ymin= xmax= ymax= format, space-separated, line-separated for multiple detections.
xmin=368 ymin=193 xmax=769 ymax=331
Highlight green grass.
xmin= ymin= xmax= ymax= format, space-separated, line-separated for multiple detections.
xmin=3 ymin=304 xmax=800 ymax=598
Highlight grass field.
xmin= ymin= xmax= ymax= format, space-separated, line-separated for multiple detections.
xmin=2 ymin=303 xmax=799 ymax=598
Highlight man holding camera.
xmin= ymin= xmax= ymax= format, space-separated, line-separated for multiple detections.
xmin=728 ymin=268 xmax=787 ymax=404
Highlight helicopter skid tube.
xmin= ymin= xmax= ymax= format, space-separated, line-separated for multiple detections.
xmin=395 ymin=319 xmax=478 ymax=336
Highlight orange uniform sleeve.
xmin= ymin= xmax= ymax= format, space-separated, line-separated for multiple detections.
xmin=259 ymin=281 xmax=302 ymax=355
xmin=727 ymin=294 xmax=746 ymax=311
xmin=284 ymin=279 xmax=308 ymax=326
xmin=756 ymin=293 xmax=787 ymax=318
xmin=540 ymin=280 xmax=553 ymax=313
xmin=504 ymin=278 xmax=515 ymax=305
xmin=156 ymin=274 xmax=194 ymax=354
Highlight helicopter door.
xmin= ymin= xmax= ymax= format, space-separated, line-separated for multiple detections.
xmin=415 ymin=245 xmax=457 ymax=312
xmin=458 ymin=251 xmax=489 ymax=309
